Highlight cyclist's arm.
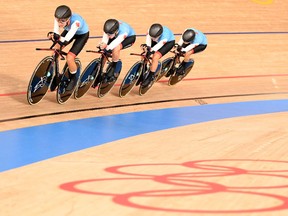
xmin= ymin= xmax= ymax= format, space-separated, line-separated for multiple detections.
xmin=106 ymin=33 xmax=127 ymax=50
xmin=177 ymin=37 xmax=184 ymax=46
xmin=53 ymin=19 xmax=60 ymax=34
xmin=151 ymin=39 xmax=167 ymax=52
xmin=61 ymin=21 xmax=80 ymax=42
xmin=182 ymin=43 xmax=199 ymax=52
xmin=145 ymin=34 xmax=152 ymax=47
xmin=101 ymin=33 xmax=109 ymax=44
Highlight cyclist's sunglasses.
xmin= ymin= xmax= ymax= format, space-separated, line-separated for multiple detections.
xmin=56 ymin=18 xmax=69 ymax=23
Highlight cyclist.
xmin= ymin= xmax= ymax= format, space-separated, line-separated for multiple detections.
xmin=98 ymin=19 xmax=136 ymax=83
xmin=47 ymin=5 xmax=89 ymax=91
xmin=175 ymin=28 xmax=207 ymax=75
xmin=141 ymin=23 xmax=175 ymax=88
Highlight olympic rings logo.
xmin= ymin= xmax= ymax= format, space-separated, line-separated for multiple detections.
xmin=60 ymin=159 xmax=288 ymax=213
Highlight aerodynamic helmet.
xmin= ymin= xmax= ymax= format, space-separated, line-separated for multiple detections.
xmin=149 ymin=23 xmax=163 ymax=38
xmin=182 ymin=29 xmax=196 ymax=42
xmin=103 ymin=19 xmax=119 ymax=34
xmin=54 ymin=5 xmax=72 ymax=19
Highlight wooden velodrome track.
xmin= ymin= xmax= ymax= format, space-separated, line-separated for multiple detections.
xmin=1 ymin=0 xmax=288 ymax=215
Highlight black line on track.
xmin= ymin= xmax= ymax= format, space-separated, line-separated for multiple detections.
xmin=0 ymin=92 xmax=287 ymax=123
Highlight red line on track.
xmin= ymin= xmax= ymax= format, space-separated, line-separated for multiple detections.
xmin=1 ymin=73 xmax=288 ymax=97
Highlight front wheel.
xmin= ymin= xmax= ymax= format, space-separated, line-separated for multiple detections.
xmin=119 ymin=61 xmax=143 ymax=97
xmin=57 ymin=59 xmax=82 ymax=104
xmin=168 ymin=59 xmax=194 ymax=86
xmin=156 ymin=57 xmax=174 ymax=81
xmin=139 ymin=61 xmax=162 ymax=96
xmin=27 ymin=56 xmax=54 ymax=105
xmin=97 ymin=60 xmax=122 ymax=98
xmin=74 ymin=58 xmax=100 ymax=99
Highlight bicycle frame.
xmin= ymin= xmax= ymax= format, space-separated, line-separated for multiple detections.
xmin=130 ymin=52 xmax=152 ymax=78
xmin=167 ymin=50 xmax=194 ymax=86
xmin=167 ymin=50 xmax=183 ymax=73
xmin=130 ymin=52 xmax=152 ymax=65
xmin=27 ymin=42 xmax=68 ymax=105
xmin=118 ymin=52 xmax=151 ymax=97
xmin=86 ymin=49 xmax=111 ymax=75
xmin=35 ymin=42 xmax=68 ymax=78
xmin=74 ymin=48 xmax=112 ymax=99
xmin=172 ymin=50 xmax=182 ymax=67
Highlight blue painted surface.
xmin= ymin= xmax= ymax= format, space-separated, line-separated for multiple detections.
xmin=0 ymin=99 xmax=287 ymax=172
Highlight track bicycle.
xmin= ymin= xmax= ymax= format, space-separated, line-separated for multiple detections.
xmin=119 ymin=52 xmax=161 ymax=97
xmin=27 ymin=42 xmax=81 ymax=105
xmin=74 ymin=48 xmax=122 ymax=99
xmin=158 ymin=49 xmax=194 ymax=85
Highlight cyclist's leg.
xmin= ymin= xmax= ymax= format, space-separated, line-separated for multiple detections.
xmin=121 ymin=35 xmax=136 ymax=50
xmin=66 ymin=32 xmax=89 ymax=91
xmin=141 ymin=52 xmax=161 ymax=88
xmin=178 ymin=44 xmax=207 ymax=75
xmin=142 ymin=40 xmax=175 ymax=87
xmin=107 ymin=35 xmax=136 ymax=81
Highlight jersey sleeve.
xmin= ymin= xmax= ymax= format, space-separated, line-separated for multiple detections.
xmin=62 ymin=20 xmax=81 ymax=42
xmin=106 ymin=33 xmax=127 ymax=50
xmin=177 ymin=37 xmax=184 ymax=46
xmin=151 ymin=39 xmax=167 ymax=52
xmin=146 ymin=33 xmax=152 ymax=47
xmin=182 ymin=43 xmax=199 ymax=52
xmin=53 ymin=19 xmax=60 ymax=34
xmin=101 ymin=33 xmax=109 ymax=44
